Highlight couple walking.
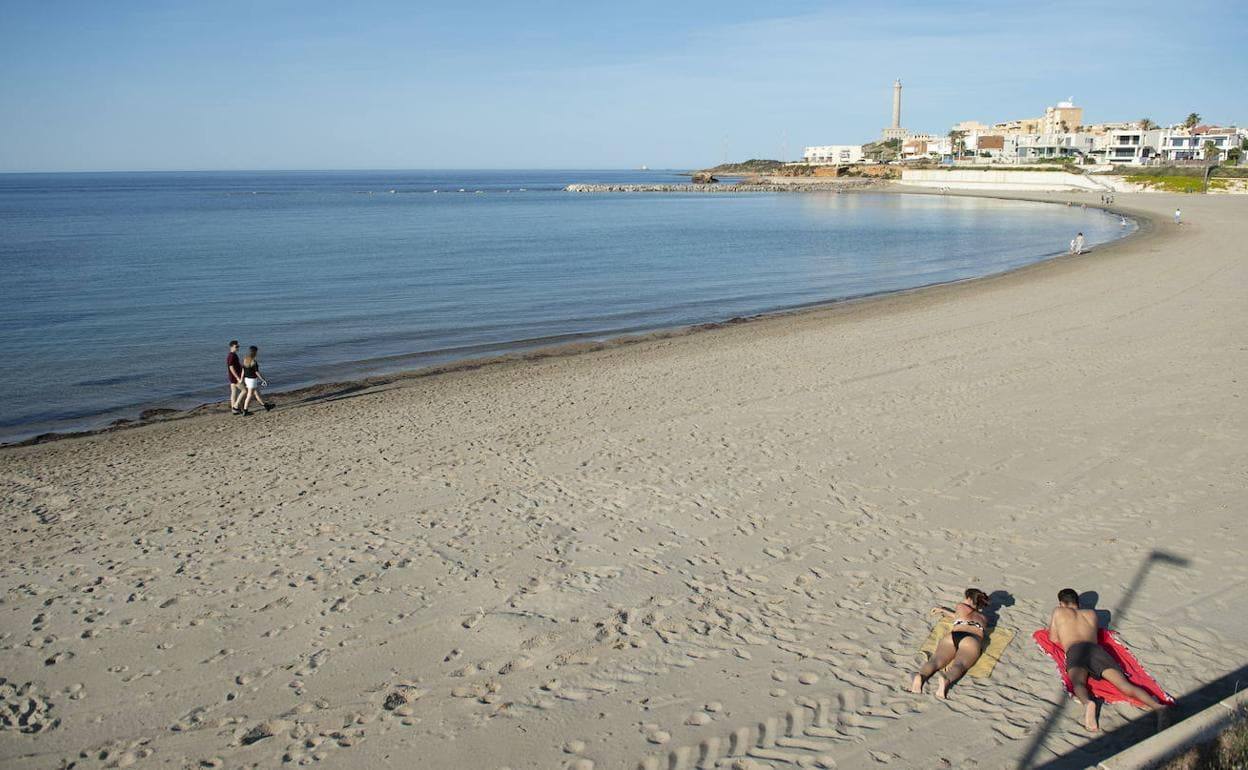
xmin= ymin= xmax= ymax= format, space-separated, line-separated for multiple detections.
xmin=910 ymin=588 xmax=1166 ymax=731
xmin=226 ymin=340 xmax=272 ymax=416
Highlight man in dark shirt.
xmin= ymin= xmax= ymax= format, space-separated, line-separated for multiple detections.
xmin=227 ymin=340 xmax=244 ymax=415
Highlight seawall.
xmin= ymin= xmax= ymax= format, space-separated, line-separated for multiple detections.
xmin=900 ymin=169 xmax=1112 ymax=192
xmin=565 ymin=181 xmax=879 ymax=193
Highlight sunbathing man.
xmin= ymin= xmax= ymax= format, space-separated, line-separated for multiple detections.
xmin=1048 ymin=588 xmax=1166 ymax=731
xmin=911 ymin=588 xmax=990 ymax=699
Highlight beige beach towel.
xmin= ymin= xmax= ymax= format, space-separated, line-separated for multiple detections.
xmin=919 ymin=617 xmax=1015 ymax=678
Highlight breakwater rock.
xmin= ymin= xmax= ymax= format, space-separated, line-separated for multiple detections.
xmin=565 ymin=181 xmax=879 ymax=193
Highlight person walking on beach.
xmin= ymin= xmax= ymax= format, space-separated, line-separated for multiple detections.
xmin=227 ymin=340 xmax=245 ymax=415
xmin=236 ymin=345 xmax=273 ymax=416
xmin=1174 ymin=208 xmax=1181 ymax=225
xmin=1074 ymin=232 xmax=1085 ymax=255
xmin=1048 ymin=589 xmax=1166 ymax=731
xmin=910 ymin=588 xmax=991 ymax=699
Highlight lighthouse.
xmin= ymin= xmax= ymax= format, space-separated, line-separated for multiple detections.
xmin=892 ymin=79 xmax=902 ymax=129
xmin=882 ymin=78 xmax=908 ymax=141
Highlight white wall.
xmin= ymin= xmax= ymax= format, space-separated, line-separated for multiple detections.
xmin=899 ymin=169 xmax=1110 ymax=191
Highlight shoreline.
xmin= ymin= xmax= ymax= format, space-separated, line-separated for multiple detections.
xmin=2 ymin=191 xmax=1244 ymax=770
xmin=2 ymin=189 xmax=1145 ymax=449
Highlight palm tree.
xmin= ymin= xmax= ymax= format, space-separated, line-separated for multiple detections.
xmin=1139 ymin=118 xmax=1157 ymax=130
xmin=1184 ymin=113 xmax=1201 ymax=130
xmin=947 ymin=129 xmax=966 ymax=158
xmin=1202 ymin=140 xmax=1220 ymax=163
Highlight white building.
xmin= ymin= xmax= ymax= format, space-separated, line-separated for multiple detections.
xmin=802 ymin=144 xmax=865 ymax=165
xmin=899 ymin=135 xmax=952 ymax=159
xmin=1104 ymin=128 xmax=1163 ymax=165
xmin=1012 ymin=132 xmax=1100 ymax=162
xmin=1160 ymin=126 xmax=1239 ymax=162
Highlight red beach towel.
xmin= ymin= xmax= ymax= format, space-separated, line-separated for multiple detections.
xmin=1032 ymin=628 xmax=1175 ymax=708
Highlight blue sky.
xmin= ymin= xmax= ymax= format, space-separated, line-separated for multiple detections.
xmin=2 ymin=0 xmax=1245 ymax=171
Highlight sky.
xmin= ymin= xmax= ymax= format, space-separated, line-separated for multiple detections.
xmin=2 ymin=0 xmax=1246 ymax=172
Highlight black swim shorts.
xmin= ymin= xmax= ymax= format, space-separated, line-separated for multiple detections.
xmin=1066 ymin=642 xmax=1119 ymax=678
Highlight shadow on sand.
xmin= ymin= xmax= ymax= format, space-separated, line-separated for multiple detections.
xmin=1015 ymin=549 xmax=1209 ymax=769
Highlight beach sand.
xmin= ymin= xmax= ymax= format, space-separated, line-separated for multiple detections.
xmin=1 ymin=192 xmax=1244 ymax=769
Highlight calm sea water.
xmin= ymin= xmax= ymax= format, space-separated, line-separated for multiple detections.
xmin=0 ymin=170 xmax=1129 ymax=441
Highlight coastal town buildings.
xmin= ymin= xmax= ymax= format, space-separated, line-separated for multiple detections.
xmin=801 ymin=81 xmax=1244 ymax=168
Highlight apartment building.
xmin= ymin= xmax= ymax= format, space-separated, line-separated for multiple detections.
xmin=1013 ymin=132 xmax=1100 ymax=162
xmin=1104 ymin=128 xmax=1164 ymax=165
xmin=1160 ymin=126 xmax=1240 ymax=161
xmin=802 ymin=144 xmax=865 ymax=165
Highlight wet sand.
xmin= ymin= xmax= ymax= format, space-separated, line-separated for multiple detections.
xmin=1 ymin=192 xmax=1245 ymax=769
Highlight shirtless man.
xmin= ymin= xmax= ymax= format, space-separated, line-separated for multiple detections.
xmin=1048 ymin=588 xmax=1166 ymax=731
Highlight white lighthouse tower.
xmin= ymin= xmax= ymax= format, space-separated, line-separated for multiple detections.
xmin=882 ymin=79 xmax=908 ymax=141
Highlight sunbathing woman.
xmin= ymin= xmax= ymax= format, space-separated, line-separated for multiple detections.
xmin=910 ymin=588 xmax=990 ymax=698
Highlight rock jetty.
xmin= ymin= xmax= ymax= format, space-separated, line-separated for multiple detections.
xmin=565 ymin=181 xmax=878 ymax=193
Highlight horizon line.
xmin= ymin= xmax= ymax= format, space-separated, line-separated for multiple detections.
xmin=0 ymin=166 xmax=695 ymax=176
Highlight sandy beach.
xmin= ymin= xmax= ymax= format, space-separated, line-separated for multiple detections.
xmin=2 ymin=191 xmax=1245 ymax=769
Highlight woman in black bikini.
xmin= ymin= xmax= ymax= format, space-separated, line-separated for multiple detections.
xmin=910 ymin=588 xmax=990 ymax=699
xmin=237 ymin=346 xmax=273 ymax=416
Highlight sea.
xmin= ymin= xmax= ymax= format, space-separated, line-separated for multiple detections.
xmin=0 ymin=170 xmax=1132 ymax=442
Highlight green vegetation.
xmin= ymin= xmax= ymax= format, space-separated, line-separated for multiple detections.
xmin=1032 ymin=157 xmax=1083 ymax=169
xmin=1100 ymin=165 xmax=1248 ymax=178
xmin=1184 ymin=112 xmax=1202 ymax=130
xmin=697 ymin=159 xmax=785 ymax=175
xmin=1125 ymin=174 xmax=1206 ymax=193
xmin=862 ymin=139 xmax=901 ymax=162
xmin=1161 ymin=708 xmax=1248 ymax=770
xmin=948 ymin=129 xmax=967 ymax=158
xmin=1139 ymin=117 xmax=1158 ymax=130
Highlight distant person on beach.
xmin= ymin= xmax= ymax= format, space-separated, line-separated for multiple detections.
xmin=235 ymin=345 xmax=272 ymax=416
xmin=1074 ymin=233 xmax=1085 ymax=254
xmin=1174 ymin=208 xmax=1181 ymax=225
xmin=1048 ymin=588 xmax=1166 ymax=731
xmin=910 ymin=588 xmax=990 ymax=699
xmin=227 ymin=340 xmax=244 ymax=415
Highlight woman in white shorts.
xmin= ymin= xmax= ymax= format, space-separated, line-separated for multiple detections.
xmin=238 ymin=345 xmax=272 ymax=415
